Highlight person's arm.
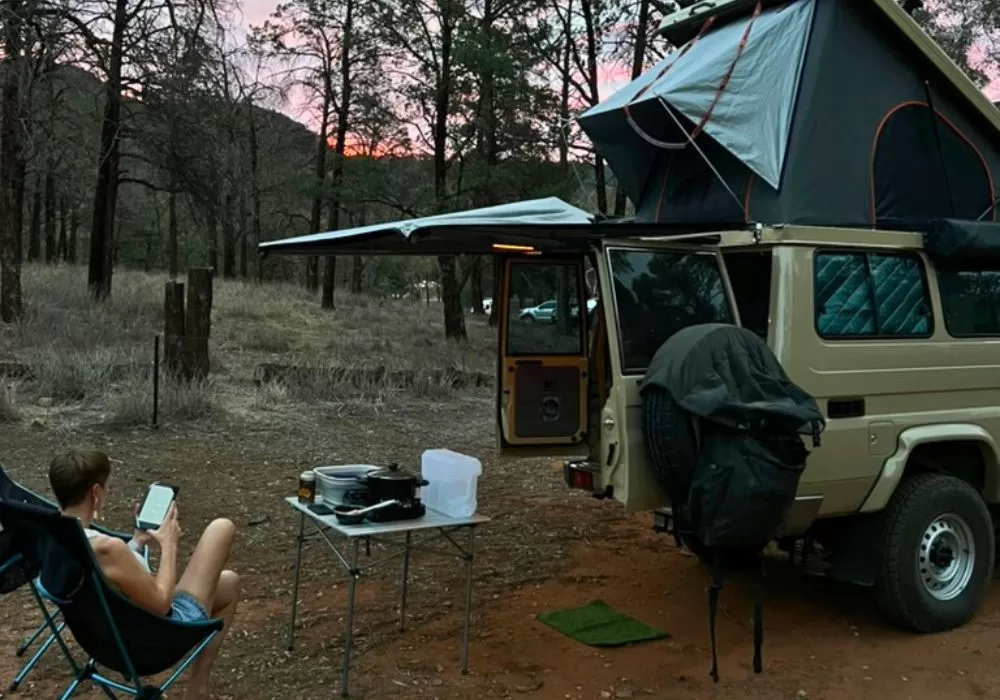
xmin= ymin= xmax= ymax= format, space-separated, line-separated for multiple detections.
xmin=94 ymin=538 xmax=176 ymax=616
xmin=93 ymin=503 xmax=181 ymax=616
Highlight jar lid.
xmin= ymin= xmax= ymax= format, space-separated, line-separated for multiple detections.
xmin=300 ymin=470 xmax=316 ymax=480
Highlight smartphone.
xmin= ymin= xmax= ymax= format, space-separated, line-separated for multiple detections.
xmin=136 ymin=483 xmax=178 ymax=531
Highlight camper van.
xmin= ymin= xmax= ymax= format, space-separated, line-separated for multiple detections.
xmin=262 ymin=0 xmax=1000 ymax=635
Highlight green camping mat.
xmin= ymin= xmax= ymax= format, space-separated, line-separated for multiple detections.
xmin=536 ymin=599 xmax=669 ymax=647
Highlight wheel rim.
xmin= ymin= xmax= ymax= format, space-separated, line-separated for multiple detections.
xmin=918 ymin=513 xmax=976 ymax=602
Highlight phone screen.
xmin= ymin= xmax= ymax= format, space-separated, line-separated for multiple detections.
xmin=137 ymin=484 xmax=175 ymax=530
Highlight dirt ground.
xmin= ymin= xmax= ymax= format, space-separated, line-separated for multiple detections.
xmin=1 ymin=396 xmax=999 ymax=700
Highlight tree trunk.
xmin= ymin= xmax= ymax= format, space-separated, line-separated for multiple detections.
xmin=0 ymin=0 xmax=24 ymax=322
xmin=350 ymin=255 xmax=363 ymax=294
xmin=558 ymin=0 xmax=573 ymax=173
xmin=248 ymin=100 xmax=263 ymax=283
xmin=206 ymin=206 xmax=218 ymax=272
xmin=168 ymin=184 xmax=178 ymax=278
xmin=184 ymin=268 xmax=213 ymax=380
xmin=68 ymin=203 xmax=78 ymax=263
xmin=88 ymin=0 xmax=128 ymax=300
xmin=488 ymin=256 xmax=500 ymax=327
xmin=238 ymin=185 xmax=249 ymax=279
xmin=164 ymin=281 xmax=185 ymax=376
xmin=28 ymin=177 xmax=40 ymax=261
xmin=613 ymin=0 xmax=650 ymax=217
xmin=222 ymin=190 xmax=236 ymax=278
xmin=580 ymin=0 xmax=608 ymax=214
xmin=43 ymin=60 xmax=57 ymax=264
xmin=321 ymin=196 xmax=337 ymax=308
xmin=57 ymin=196 xmax=68 ymax=261
xmin=322 ymin=0 xmax=357 ymax=309
xmin=435 ymin=0 xmax=466 ymax=341
xmin=43 ymin=172 xmax=55 ymax=263
xmin=470 ymin=259 xmax=485 ymax=315
xmin=307 ymin=86 xmax=332 ymax=294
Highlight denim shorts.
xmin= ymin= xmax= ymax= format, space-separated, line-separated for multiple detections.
xmin=170 ymin=591 xmax=208 ymax=623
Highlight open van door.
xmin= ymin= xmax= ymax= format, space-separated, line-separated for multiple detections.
xmin=596 ymin=239 xmax=741 ymax=512
xmin=496 ymin=255 xmax=592 ymax=458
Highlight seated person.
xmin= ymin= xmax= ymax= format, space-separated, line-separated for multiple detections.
xmin=48 ymin=449 xmax=240 ymax=700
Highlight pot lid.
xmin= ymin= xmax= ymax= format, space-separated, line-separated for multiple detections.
xmin=367 ymin=463 xmax=419 ymax=481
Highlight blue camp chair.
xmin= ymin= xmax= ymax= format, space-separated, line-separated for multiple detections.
xmin=0 ymin=466 xmax=79 ymax=691
xmin=0 ymin=499 xmax=223 ymax=699
xmin=0 ymin=467 xmax=147 ymax=692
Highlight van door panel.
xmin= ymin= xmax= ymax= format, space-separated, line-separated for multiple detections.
xmin=596 ymin=240 xmax=739 ymax=512
xmin=498 ymin=256 xmax=591 ymax=457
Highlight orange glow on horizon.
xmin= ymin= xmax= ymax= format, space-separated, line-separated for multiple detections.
xmin=327 ymin=134 xmax=402 ymax=159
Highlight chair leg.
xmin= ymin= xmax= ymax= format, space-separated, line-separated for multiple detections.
xmin=15 ymin=617 xmax=51 ymax=656
xmin=9 ymin=622 xmax=65 ymax=691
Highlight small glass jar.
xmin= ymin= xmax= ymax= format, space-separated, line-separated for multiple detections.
xmin=298 ymin=470 xmax=317 ymax=503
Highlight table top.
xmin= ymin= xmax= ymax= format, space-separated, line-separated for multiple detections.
xmin=285 ymin=496 xmax=490 ymax=537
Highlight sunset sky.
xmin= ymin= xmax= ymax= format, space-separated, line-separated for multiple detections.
xmin=236 ymin=0 xmax=1000 ymax=133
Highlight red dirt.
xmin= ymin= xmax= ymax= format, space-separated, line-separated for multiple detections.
xmin=1 ymin=398 xmax=999 ymax=700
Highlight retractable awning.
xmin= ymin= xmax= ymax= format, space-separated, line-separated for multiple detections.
xmin=259 ymin=196 xmax=740 ymax=256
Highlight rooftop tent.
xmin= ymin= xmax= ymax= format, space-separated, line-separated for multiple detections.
xmin=578 ymin=0 xmax=816 ymax=204
xmin=579 ymin=0 xmax=1000 ymax=230
xmin=258 ymin=196 xmax=741 ymax=256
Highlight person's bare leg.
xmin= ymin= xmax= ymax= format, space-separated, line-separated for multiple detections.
xmin=176 ymin=518 xmax=237 ymax=608
xmin=174 ymin=518 xmax=238 ymax=700
xmin=183 ymin=570 xmax=240 ymax=700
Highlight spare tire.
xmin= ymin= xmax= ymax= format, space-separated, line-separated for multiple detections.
xmin=641 ymin=385 xmax=708 ymax=557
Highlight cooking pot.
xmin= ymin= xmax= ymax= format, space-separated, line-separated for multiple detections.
xmin=356 ymin=463 xmax=428 ymax=502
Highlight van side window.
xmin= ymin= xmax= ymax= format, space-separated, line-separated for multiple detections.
xmin=814 ymin=252 xmax=932 ymax=338
xmin=938 ymin=270 xmax=1000 ymax=336
xmin=608 ymin=248 xmax=733 ymax=373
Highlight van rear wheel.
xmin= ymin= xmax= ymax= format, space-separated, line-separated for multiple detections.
xmin=874 ymin=473 xmax=994 ymax=632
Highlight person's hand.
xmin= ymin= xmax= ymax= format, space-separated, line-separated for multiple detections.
xmin=131 ymin=502 xmax=154 ymax=549
xmin=150 ymin=503 xmax=181 ymax=551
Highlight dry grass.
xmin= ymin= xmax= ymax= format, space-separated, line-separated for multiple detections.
xmin=0 ymin=264 xmax=497 ymax=426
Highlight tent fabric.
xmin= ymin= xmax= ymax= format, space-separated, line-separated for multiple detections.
xmin=640 ymin=323 xmax=825 ymax=435
xmin=924 ymin=219 xmax=1000 ymax=264
xmin=584 ymin=0 xmax=1000 ymax=231
xmin=258 ymin=197 xmax=598 ymax=255
xmin=578 ymin=0 xmax=816 ymax=202
xmin=872 ymin=103 xmax=994 ymax=224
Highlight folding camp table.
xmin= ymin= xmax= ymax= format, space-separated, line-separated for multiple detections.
xmin=284 ymin=497 xmax=489 ymax=697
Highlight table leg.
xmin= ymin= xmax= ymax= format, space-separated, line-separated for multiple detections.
xmin=461 ymin=526 xmax=476 ymax=675
xmin=340 ymin=539 xmax=361 ymax=698
xmin=286 ymin=511 xmax=305 ymax=651
xmin=399 ymin=531 xmax=412 ymax=632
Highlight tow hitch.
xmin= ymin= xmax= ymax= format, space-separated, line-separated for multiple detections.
xmin=653 ymin=508 xmax=675 ymax=535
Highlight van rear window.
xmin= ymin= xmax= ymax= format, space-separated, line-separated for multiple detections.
xmin=608 ymin=248 xmax=733 ymax=374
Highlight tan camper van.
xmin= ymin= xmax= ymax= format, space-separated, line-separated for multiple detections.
xmin=263 ymin=0 xmax=1000 ymax=632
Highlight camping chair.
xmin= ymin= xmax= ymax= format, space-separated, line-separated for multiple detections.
xmin=0 ymin=467 xmax=147 ymax=692
xmin=0 ymin=466 xmax=79 ymax=691
xmin=0 ymin=499 xmax=223 ymax=699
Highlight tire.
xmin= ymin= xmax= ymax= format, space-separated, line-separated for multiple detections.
xmin=642 ymin=387 xmax=700 ymax=561
xmin=874 ymin=473 xmax=995 ymax=632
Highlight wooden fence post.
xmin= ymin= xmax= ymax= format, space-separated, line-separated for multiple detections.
xmin=163 ymin=281 xmax=186 ymax=377
xmin=185 ymin=267 xmax=213 ymax=380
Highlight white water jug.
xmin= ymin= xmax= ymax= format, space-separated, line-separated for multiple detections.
xmin=420 ymin=449 xmax=482 ymax=518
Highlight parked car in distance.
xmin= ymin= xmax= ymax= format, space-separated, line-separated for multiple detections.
xmin=519 ymin=300 xmax=557 ymax=322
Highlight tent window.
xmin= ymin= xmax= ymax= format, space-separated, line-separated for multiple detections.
xmin=872 ymin=103 xmax=993 ymax=224
xmin=938 ymin=270 xmax=1000 ymax=336
xmin=814 ymin=251 xmax=932 ymax=339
